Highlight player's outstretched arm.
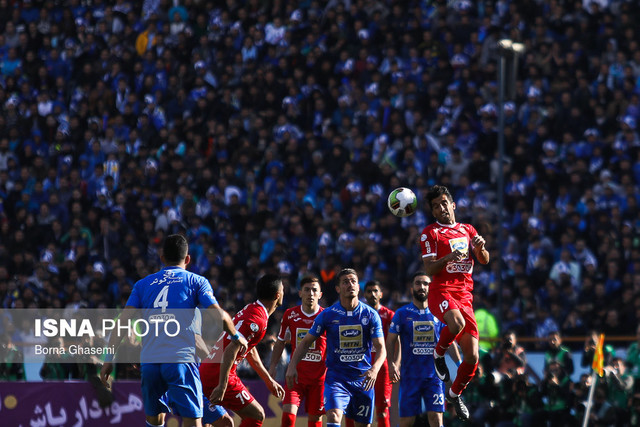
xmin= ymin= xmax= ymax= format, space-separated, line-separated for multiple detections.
xmin=285 ymin=333 xmax=317 ymax=389
xmin=210 ymin=340 xmax=243 ymax=404
xmin=386 ymin=332 xmax=401 ymax=383
xmin=268 ymin=338 xmax=287 ymax=379
xmin=247 ymin=346 xmax=285 ymax=399
xmin=99 ymin=306 xmax=135 ymax=387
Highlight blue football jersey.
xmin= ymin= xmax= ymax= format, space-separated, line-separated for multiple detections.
xmin=389 ymin=303 xmax=443 ymax=381
xmin=126 ymin=266 xmax=218 ymax=363
xmin=309 ymin=301 xmax=383 ymax=378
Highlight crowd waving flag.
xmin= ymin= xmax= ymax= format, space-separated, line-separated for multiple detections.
xmin=592 ymin=333 xmax=605 ymax=377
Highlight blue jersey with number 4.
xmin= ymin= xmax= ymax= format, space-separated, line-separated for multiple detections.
xmin=126 ymin=266 xmax=218 ymax=363
xmin=309 ymin=301 xmax=383 ymax=379
xmin=389 ymin=303 xmax=443 ymax=381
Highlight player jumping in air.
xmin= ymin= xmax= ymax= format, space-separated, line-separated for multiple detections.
xmin=420 ymin=185 xmax=490 ymax=421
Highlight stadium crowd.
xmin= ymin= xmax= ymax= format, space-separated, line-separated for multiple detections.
xmin=2 ymin=0 xmax=640 ymax=423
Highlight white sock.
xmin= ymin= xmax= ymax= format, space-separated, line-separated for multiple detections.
xmin=448 ymin=388 xmax=459 ymax=398
xmin=146 ymin=422 xmax=164 ymax=427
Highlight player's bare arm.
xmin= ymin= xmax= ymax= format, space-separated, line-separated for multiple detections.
xmin=210 ymin=339 xmax=243 ymax=404
xmin=247 ymin=346 xmax=285 ymax=400
xmin=267 ymin=338 xmax=287 ymax=378
xmin=99 ymin=305 xmax=136 ymax=387
xmin=362 ymin=335 xmax=387 ymax=391
xmin=423 ymin=250 xmax=466 ymax=276
xmin=285 ymin=332 xmax=317 ymax=388
xmin=208 ymin=304 xmax=248 ymax=351
xmin=195 ymin=333 xmax=210 ymax=360
xmin=386 ymin=332 xmax=401 ymax=383
xmin=471 ymin=235 xmax=490 ymax=264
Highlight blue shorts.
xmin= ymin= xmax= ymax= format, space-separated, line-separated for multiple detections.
xmin=202 ymin=396 xmax=228 ymax=424
xmin=399 ymin=377 xmax=444 ymax=418
xmin=141 ymin=362 xmax=203 ymax=418
xmin=324 ymin=374 xmax=375 ymax=424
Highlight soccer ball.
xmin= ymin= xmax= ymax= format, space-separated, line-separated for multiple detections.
xmin=387 ymin=187 xmax=417 ymax=217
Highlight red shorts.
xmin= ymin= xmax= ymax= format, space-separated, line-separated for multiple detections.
xmin=428 ymin=288 xmax=479 ymax=339
xmin=283 ymin=381 xmax=325 ymax=415
xmin=374 ymin=360 xmax=392 ymax=411
xmin=201 ymin=366 xmax=255 ymax=412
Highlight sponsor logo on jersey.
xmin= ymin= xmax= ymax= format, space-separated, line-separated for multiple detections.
xmin=413 ymin=321 xmax=435 ymax=343
xmin=302 ymin=352 xmax=322 ymax=362
xmin=448 ymin=237 xmax=468 ymax=255
xmin=414 ymin=323 xmax=433 ymax=332
xmin=339 ymin=325 xmax=363 ymax=349
xmin=339 ymin=354 xmax=365 ymax=362
xmin=296 ymin=328 xmax=316 ymax=349
xmin=412 ymin=347 xmax=434 ymax=355
xmin=445 ymin=262 xmax=473 ymax=274
xmin=341 ymin=329 xmax=361 ymax=337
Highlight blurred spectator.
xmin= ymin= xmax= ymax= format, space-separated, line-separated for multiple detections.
xmin=540 ymin=360 xmax=573 ymax=427
xmin=603 ymin=357 xmax=634 ymax=424
xmin=581 ymin=330 xmax=616 ymax=372
xmin=544 ymin=331 xmax=574 ymax=378
xmin=586 ymin=387 xmax=618 ymax=427
xmin=475 ymin=302 xmax=499 ymax=351
xmin=0 ymin=333 xmax=24 ymax=380
xmin=628 ymin=325 xmax=640 ymax=391
xmin=492 ymin=329 xmax=527 ymax=379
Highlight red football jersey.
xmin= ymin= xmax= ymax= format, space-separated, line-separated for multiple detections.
xmin=201 ymin=301 xmax=269 ymax=378
xmin=420 ymin=222 xmax=479 ymax=292
xmin=377 ymin=305 xmax=395 ymax=337
xmin=371 ymin=305 xmax=394 ymax=357
xmin=277 ymin=305 xmax=326 ymax=384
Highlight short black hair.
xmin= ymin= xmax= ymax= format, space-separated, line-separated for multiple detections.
xmin=256 ymin=273 xmax=282 ymax=300
xmin=411 ymin=271 xmax=430 ymax=281
xmin=337 ymin=268 xmax=358 ymax=282
xmin=426 ymin=185 xmax=453 ymax=208
xmin=364 ymin=280 xmax=381 ymax=291
xmin=300 ymin=274 xmax=321 ymax=290
xmin=163 ymin=234 xmax=188 ymax=264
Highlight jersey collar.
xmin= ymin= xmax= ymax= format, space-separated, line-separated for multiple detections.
xmin=436 ymin=221 xmax=458 ymax=228
xmin=301 ymin=305 xmax=320 ymax=317
xmin=256 ymin=300 xmax=268 ymax=317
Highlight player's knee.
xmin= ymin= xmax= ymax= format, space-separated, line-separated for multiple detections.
xmin=255 ymin=406 xmax=265 ymax=422
xmin=450 ymin=317 xmax=465 ymax=334
xmin=215 ymin=415 xmax=234 ymax=427
xmin=463 ymin=353 xmax=479 ymax=365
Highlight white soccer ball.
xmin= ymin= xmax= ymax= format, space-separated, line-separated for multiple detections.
xmin=387 ymin=187 xmax=417 ymax=217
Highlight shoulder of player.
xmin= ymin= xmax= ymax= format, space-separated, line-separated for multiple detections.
xmin=459 ymin=223 xmax=477 ymax=233
xmin=283 ymin=306 xmax=298 ymax=318
xmin=420 ymin=224 xmax=438 ymax=236
xmin=360 ymin=303 xmax=382 ymax=320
